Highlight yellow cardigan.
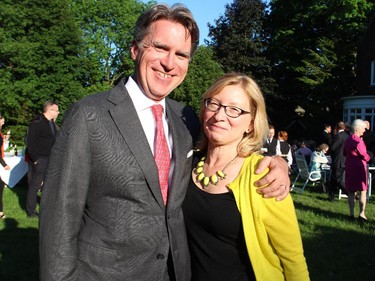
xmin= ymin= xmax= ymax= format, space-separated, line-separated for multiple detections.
xmin=228 ymin=154 xmax=310 ymax=281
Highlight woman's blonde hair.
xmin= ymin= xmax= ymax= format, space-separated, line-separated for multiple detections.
xmin=198 ymin=73 xmax=268 ymax=157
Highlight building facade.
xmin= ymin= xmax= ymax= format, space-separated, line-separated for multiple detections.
xmin=343 ymin=13 xmax=375 ymax=130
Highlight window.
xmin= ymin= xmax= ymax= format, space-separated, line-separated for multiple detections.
xmin=371 ymin=60 xmax=375 ymax=86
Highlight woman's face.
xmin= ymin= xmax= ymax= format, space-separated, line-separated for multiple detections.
xmin=203 ymin=85 xmax=252 ymax=148
xmin=0 ymin=118 xmax=4 ymax=128
xmin=358 ymin=124 xmax=366 ymax=137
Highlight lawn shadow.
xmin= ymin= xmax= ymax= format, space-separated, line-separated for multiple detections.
xmin=302 ymin=224 xmax=375 ymax=281
xmin=8 ymin=176 xmax=41 ymax=215
xmin=0 ymin=218 xmax=39 ymax=280
xmin=292 ymin=193 xmax=375 ymax=281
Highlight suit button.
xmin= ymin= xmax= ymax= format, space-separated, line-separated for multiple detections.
xmin=167 ymin=214 xmax=171 ymax=219
xmin=156 ymin=254 xmax=165 ymax=260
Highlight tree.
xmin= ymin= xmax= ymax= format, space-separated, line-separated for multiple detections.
xmin=0 ymin=0 xmax=85 ymax=127
xmin=268 ymin=0 xmax=375 ymax=136
xmin=69 ymin=0 xmax=153 ymax=94
xmin=169 ymin=46 xmax=224 ymax=112
xmin=207 ymin=0 xmax=276 ymax=99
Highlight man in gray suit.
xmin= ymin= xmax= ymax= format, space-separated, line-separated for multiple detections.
xmin=39 ymin=3 xmax=290 ymax=281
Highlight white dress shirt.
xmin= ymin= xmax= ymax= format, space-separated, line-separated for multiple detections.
xmin=125 ymin=77 xmax=175 ymax=184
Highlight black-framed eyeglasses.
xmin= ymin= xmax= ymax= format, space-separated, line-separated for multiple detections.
xmin=204 ymin=99 xmax=251 ymax=118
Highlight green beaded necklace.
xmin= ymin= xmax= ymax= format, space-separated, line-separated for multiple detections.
xmin=194 ymin=155 xmax=237 ymax=188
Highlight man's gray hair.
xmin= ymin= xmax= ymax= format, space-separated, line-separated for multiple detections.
xmin=133 ymin=3 xmax=200 ymax=57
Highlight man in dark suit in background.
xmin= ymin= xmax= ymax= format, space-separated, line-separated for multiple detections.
xmin=26 ymin=100 xmax=59 ymax=218
xmin=328 ymin=121 xmax=348 ymax=201
xmin=263 ymin=124 xmax=278 ymax=156
xmin=363 ymin=120 xmax=375 ymax=163
xmin=319 ymin=123 xmax=332 ymax=148
xmin=39 ymin=4 xmax=290 ymax=281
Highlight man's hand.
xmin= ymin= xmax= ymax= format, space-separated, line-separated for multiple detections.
xmin=255 ymin=156 xmax=290 ymax=201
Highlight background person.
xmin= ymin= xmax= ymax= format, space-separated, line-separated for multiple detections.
xmin=183 ymin=73 xmax=309 ymax=281
xmin=39 ymin=4 xmax=290 ymax=281
xmin=262 ymin=124 xmax=277 ymax=156
xmin=318 ymin=123 xmax=332 ymax=149
xmin=362 ymin=120 xmax=375 ymax=164
xmin=26 ymin=101 xmax=59 ymax=218
xmin=343 ymin=119 xmax=370 ymax=221
xmin=295 ymin=140 xmax=313 ymax=165
xmin=0 ymin=114 xmax=11 ymax=219
xmin=310 ymin=143 xmax=330 ymax=191
xmin=276 ymin=130 xmax=293 ymax=169
xmin=328 ymin=121 xmax=348 ymax=201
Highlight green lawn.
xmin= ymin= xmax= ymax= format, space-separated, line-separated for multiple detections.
xmin=291 ymin=186 xmax=375 ymax=281
xmin=0 ymin=181 xmax=374 ymax=280
xmin=0 ymin=180 xmax=39 ymax=281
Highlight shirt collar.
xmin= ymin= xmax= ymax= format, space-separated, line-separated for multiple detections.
xmin=125 ymin=76 xmax=166 ymax=112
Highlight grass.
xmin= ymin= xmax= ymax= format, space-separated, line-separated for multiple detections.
xmin=0 ymin=179 xmax=39 ymax=281
xmin=0 ymin=180 xmax=374 ymax=280
xmin=291 ymin=186 xmax=375 ymax=281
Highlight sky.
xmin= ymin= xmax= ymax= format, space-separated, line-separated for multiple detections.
xmin=144 ymin=0 xmax=231 ymax=44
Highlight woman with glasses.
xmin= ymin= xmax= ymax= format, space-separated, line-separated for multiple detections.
xmin=182 ymin=73 xmax=309 ymax=281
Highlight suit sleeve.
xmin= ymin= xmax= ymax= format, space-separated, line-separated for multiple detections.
xmin=39 ymin=102 xmax=91 ymax=280
xmin=27 ymin=119 xmax=41 ymax=162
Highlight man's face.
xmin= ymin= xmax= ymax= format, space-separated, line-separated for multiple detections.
xmin=326 ymin=126 xmax=332 ymax=133
xmin=268 ymin=128 xmax=275 ymax=139
xmin=47 ymin=104 xmax=59 ymax=120
xmin=131 ymin=19 xmax=192 ymax=101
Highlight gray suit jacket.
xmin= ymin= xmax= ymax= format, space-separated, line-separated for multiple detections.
xmin=39 ymin=78 xmax=200 ymax=281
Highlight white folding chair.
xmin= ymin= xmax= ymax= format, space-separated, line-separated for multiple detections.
xmin=291 ymin=154 xmax=325 ymax=193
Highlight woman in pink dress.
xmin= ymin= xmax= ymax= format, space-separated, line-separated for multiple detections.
xmin=343 ymin=119 xmax=371 ymax=221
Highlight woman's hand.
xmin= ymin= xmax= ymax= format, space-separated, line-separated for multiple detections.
xmin=255 ymin=156 xmax=290 ymax=201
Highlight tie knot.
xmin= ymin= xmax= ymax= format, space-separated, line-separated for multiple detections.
xmin=151 ymin=104 xmax=164 ymax=120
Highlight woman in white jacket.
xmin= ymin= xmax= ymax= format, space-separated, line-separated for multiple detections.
xmin=310 ymin=143 xmax=330 ymax=185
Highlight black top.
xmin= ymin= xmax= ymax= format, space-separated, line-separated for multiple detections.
xmin=182 ymin=177 xmax=256 ymax=281
xmin=26 ymin=114 xmax=57 ymax=162
xmin=0 ymin=132 xmax=7 ymax=167
xmin=279 ymin=141 xmax=291 ymax=164
xmin=263 ymin=138 xmax=277 ymax=156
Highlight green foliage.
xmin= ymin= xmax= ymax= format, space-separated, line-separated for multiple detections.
xmin=0 ymin=0 xmax=154 ymax=133
xmin=3 ymin=125 xmax=28 ymax=147
xmin=1 ymin=0 xmax=374 ymax=143
xmin=69 ymin=0 xmax=154 ymax=92
xmin=0 ymin=0 xmax=85 ymax=127
xmin=207 ymin=0 xmax=276 ymax=99
xmin=268 ymin=0 xmax=375 ymax=128
xmin=170 ymin=46 xmax=224 ymax=112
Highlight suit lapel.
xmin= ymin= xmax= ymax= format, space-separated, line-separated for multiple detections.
xmin=166 ymin=100 xmax=192 ymax=208
xmin=107 ymin=80 xmax=165 ymax=209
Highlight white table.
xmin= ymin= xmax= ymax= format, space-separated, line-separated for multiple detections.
xmin=0 ymin=155 xmax=28 ymax=188
xmin=321 ymin=164 xmax=372 ymax=201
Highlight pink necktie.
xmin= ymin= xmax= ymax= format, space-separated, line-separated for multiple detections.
xmin=151 ymin=105 xmax=171 ymax=205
